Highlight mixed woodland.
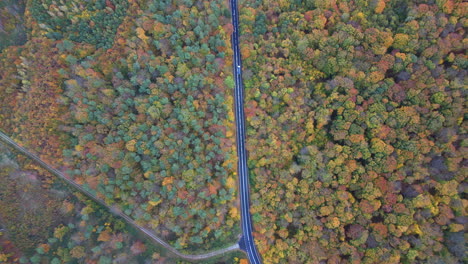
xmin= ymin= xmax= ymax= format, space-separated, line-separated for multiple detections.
xmin=0 ymin=145 xmax=169 ymax=263
xmin=0 ymin=0 xmax=467 ymax=263
xmin=0 ymin=144 xmax=243 ymax=263
xmin=1 ymin=0 xmax=241 ymax=262
xmin=239 ymin=0 xmax=466 ymax=263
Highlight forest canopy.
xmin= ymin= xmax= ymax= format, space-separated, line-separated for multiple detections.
xmin=1 ymin=0 xmax=240 ymax=262
xmin=239 ymin=0 xmax=466 ymax=263
xmin=0 ymin=0 xmax=466 ymax=263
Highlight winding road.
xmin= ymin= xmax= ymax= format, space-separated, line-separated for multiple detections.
xmin=230 ymin=0 xmax=263 ymax=263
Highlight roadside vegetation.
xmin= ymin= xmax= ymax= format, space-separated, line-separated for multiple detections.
xmin=0 ymin=144 xmax=242 ymax=263
xmin=0 ymin=0 xmax=240 ymax=260
xmin=0 ymin=145 xmax=165 ymax=263
xmin=239 ymin=0 xmax=466 ymax=263
xmin=1 ymin=0 xmax=466 ymax=263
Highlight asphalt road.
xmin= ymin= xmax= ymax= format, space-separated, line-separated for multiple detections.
xmin=230 ymin=0 xmax=263 ymax=263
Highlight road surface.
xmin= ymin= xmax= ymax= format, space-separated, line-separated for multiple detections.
xmin=229 ymin=0 xmax=263 ymax=263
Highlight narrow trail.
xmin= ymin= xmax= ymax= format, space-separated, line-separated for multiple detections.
xmin=0 ymin=131 xmax=240 ymax=262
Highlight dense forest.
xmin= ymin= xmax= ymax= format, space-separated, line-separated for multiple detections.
xmin=0 ymin=0 xmax=242 ymax=262
xmin=0 ymin=144 xmax=243 ymax=263
xmin=239 ymin=0 xmax=466 ymax=263
xmin=0 ymin=0 xmax=466 ymax=263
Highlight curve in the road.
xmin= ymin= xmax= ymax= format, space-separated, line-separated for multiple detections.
xmin=229 ymin=0 xmax=263 ymax=263
xmin=0 ymin=131 xmax=240 ymax=262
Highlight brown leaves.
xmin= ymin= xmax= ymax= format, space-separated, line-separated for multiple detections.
xmin=360 ymin=199 xmax=377 ymax=214
xmin=130 ymin=241 xmax=146 ymax=255
xmin=370 ymin=223 xmax=388 ymax=238
xmin=177 ymin=189 xmax=188 ymax=200
xmin=346 ymin=224 xmax=366 ymax=240
xmin=208 ymin=183 xmax=218 ymax=196
xmin=153 ymin=22 xmax=165 ymax=36
xmin=105 ymin=0 xmax=116 ymax=11
xmin=97 ymin=230 xmax=112 ymax=242
xmin=223 ymin=23 xmax=234 ymax=37
xmin=85 ymin=175 xmax=100 ymax=190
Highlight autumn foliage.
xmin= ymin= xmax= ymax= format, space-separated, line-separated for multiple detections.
xmin=240 ymin=0 xmax=467 ymax=263
xmin=0 ymin=0 xmax=239 ymax=261
xmin=0 ymin=0 xmax=466 ymax=263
